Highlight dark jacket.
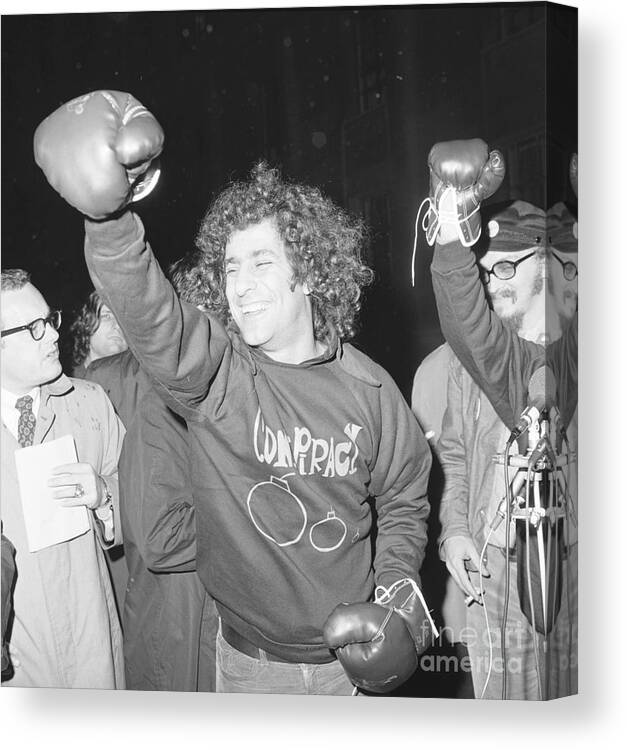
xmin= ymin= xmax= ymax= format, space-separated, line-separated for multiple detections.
xmin=87 ymin=350 xmax=217 ymax=691
xmin=1 ymin=532 xmax=16 ymax=680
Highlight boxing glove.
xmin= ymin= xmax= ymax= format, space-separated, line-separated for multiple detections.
xmin=34 ymin=90 xmax=164 ymax=220
xmin=323 ymin=578 xmax=437 ymax=693
xmin=424 ymin=138 xmax=505 ymax=247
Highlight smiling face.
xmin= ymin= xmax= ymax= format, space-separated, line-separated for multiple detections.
xmin=224 ymin=218 xmax=318 ymax=363
xmin=1 ymin=283 xmax=62 ymax=395
xmin=480 ymin=247 xmax=578 ymax=345
xmin=86 ymin=304 xmax=127 ymax=365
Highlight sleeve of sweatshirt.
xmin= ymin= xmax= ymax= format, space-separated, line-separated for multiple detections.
xmin=369 ymin=375 xmax=432 ymax=590
xmin=437 ymin=357 xmax=472 ymax=553
xmin=430 ymin=239 xmax=545 ymax=430
xmin=83 ymin=211 xmax=230 ymax=419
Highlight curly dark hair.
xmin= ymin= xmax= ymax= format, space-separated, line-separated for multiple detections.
xmin=67 ymin=261 xmax=207 ymax=371
xmin=167 ymin=249 xmax=213 ymax=310
xmin=68 ymin=290 xmax=103 ymax=370
xmin=194 ymin=162 xmax=373 ymax=342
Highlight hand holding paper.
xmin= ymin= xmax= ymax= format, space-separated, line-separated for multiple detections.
xmin=14 ymin=435 xmax=90 ymax=552
xmin=48 ymin=462 xmax=107 ymax=510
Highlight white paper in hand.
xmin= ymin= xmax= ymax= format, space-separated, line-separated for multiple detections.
xmin=14 ymin=434 xmax=90 ymax=552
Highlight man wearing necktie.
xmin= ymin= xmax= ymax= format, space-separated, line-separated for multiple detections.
xmin=1 ymin=268 xmax=125 ymax=688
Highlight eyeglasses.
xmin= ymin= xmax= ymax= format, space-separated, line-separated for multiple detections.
xmin=481 ymin=251 xmax=536 ymax=282
xmin=1 ymin=310 xmax=62 ymax=341
xmin=481 ymin=251 xmax=578 ymax=282
xmin=551 ymin=253 xmax=578 ymax=281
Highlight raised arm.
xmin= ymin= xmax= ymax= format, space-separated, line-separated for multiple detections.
xmin=423 ymin=138 xmax=558 ymax=429
xmin=34 ymin=90 xmax=229 ymax=413
xmin=431 ymin=235 xmax=544 ymax=429
xmin=83 ymin=210 xmax=227 ymax=414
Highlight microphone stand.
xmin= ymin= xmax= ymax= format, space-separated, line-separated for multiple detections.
xmin=491 ymin=408 xmax=576 ymax=699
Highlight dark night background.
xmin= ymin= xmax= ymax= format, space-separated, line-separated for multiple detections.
xmin=1 ymin=2 xmax=577 ymax=698
xmin=1 ymin=2 xmax=577 ymax=396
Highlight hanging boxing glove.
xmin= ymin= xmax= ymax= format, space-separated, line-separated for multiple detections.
xmin=323 ymin=577 xmax=438 ymax=693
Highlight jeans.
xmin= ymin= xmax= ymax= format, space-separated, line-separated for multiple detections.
xmin=215 ymin=622 xmax=355 ymax=695
xmin=465 ymin=544 xmax=578 ymax=700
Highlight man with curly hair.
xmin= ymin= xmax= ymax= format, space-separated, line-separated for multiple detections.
xmin=35 ymin=93 xmax=432 ymax=695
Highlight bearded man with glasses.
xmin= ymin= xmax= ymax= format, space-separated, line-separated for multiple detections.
xmin=412 ymin=198 xmax=578 ymax=699
xmin=477 ymin=201 xmax=578 ymax=347
xmin=1 ymin=268 xmax=125 ymax=688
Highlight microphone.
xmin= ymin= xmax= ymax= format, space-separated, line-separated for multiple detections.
xmin=488 ymin=470 xmax=528 ymax=531
xmin=507 ymin=366 xmax=557 ymax=445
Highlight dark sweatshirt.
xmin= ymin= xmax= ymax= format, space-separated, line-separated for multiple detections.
xmin=83 ymin=211 xmax=432 ymax=663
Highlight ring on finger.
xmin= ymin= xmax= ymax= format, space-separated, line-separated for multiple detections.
xmin=74 ymin=483 xmax=85 ymax=498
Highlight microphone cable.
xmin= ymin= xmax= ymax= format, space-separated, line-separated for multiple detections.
xmin=478 ymin=525 xmax=496 ymax=700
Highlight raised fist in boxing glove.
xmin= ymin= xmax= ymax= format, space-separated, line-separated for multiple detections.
xmin=34 ymin=90 xmax=164 ymax=220
xmin=424 ymin=138 xmax=505 ymax=247
xmin=323 ymin=578 xmax=438 ymax=693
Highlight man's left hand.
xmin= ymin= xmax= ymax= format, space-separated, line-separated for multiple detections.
xmin=48 ymin=463 xmax=108 ymax=510
xmin=324 ymin=601 xmax=417 ymax=693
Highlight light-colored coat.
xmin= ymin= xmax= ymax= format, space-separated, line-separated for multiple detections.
xmin=2 ymin=374 xmax=125 ymax=688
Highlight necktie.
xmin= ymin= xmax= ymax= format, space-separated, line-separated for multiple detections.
xmin=15 ymin=395 xmax=36 ymax=447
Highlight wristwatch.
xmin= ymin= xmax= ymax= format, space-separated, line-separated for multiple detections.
xmin=95 ymin=476 xmax=113 ymax=515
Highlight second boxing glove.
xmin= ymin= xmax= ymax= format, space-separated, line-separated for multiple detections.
xmin=323 ymin=577 xmax=437 ymax=693
xmin=424 ymin=138 xmax=505 ymax=247
xmin=34 ymin=90 xmax=164 ymax=220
